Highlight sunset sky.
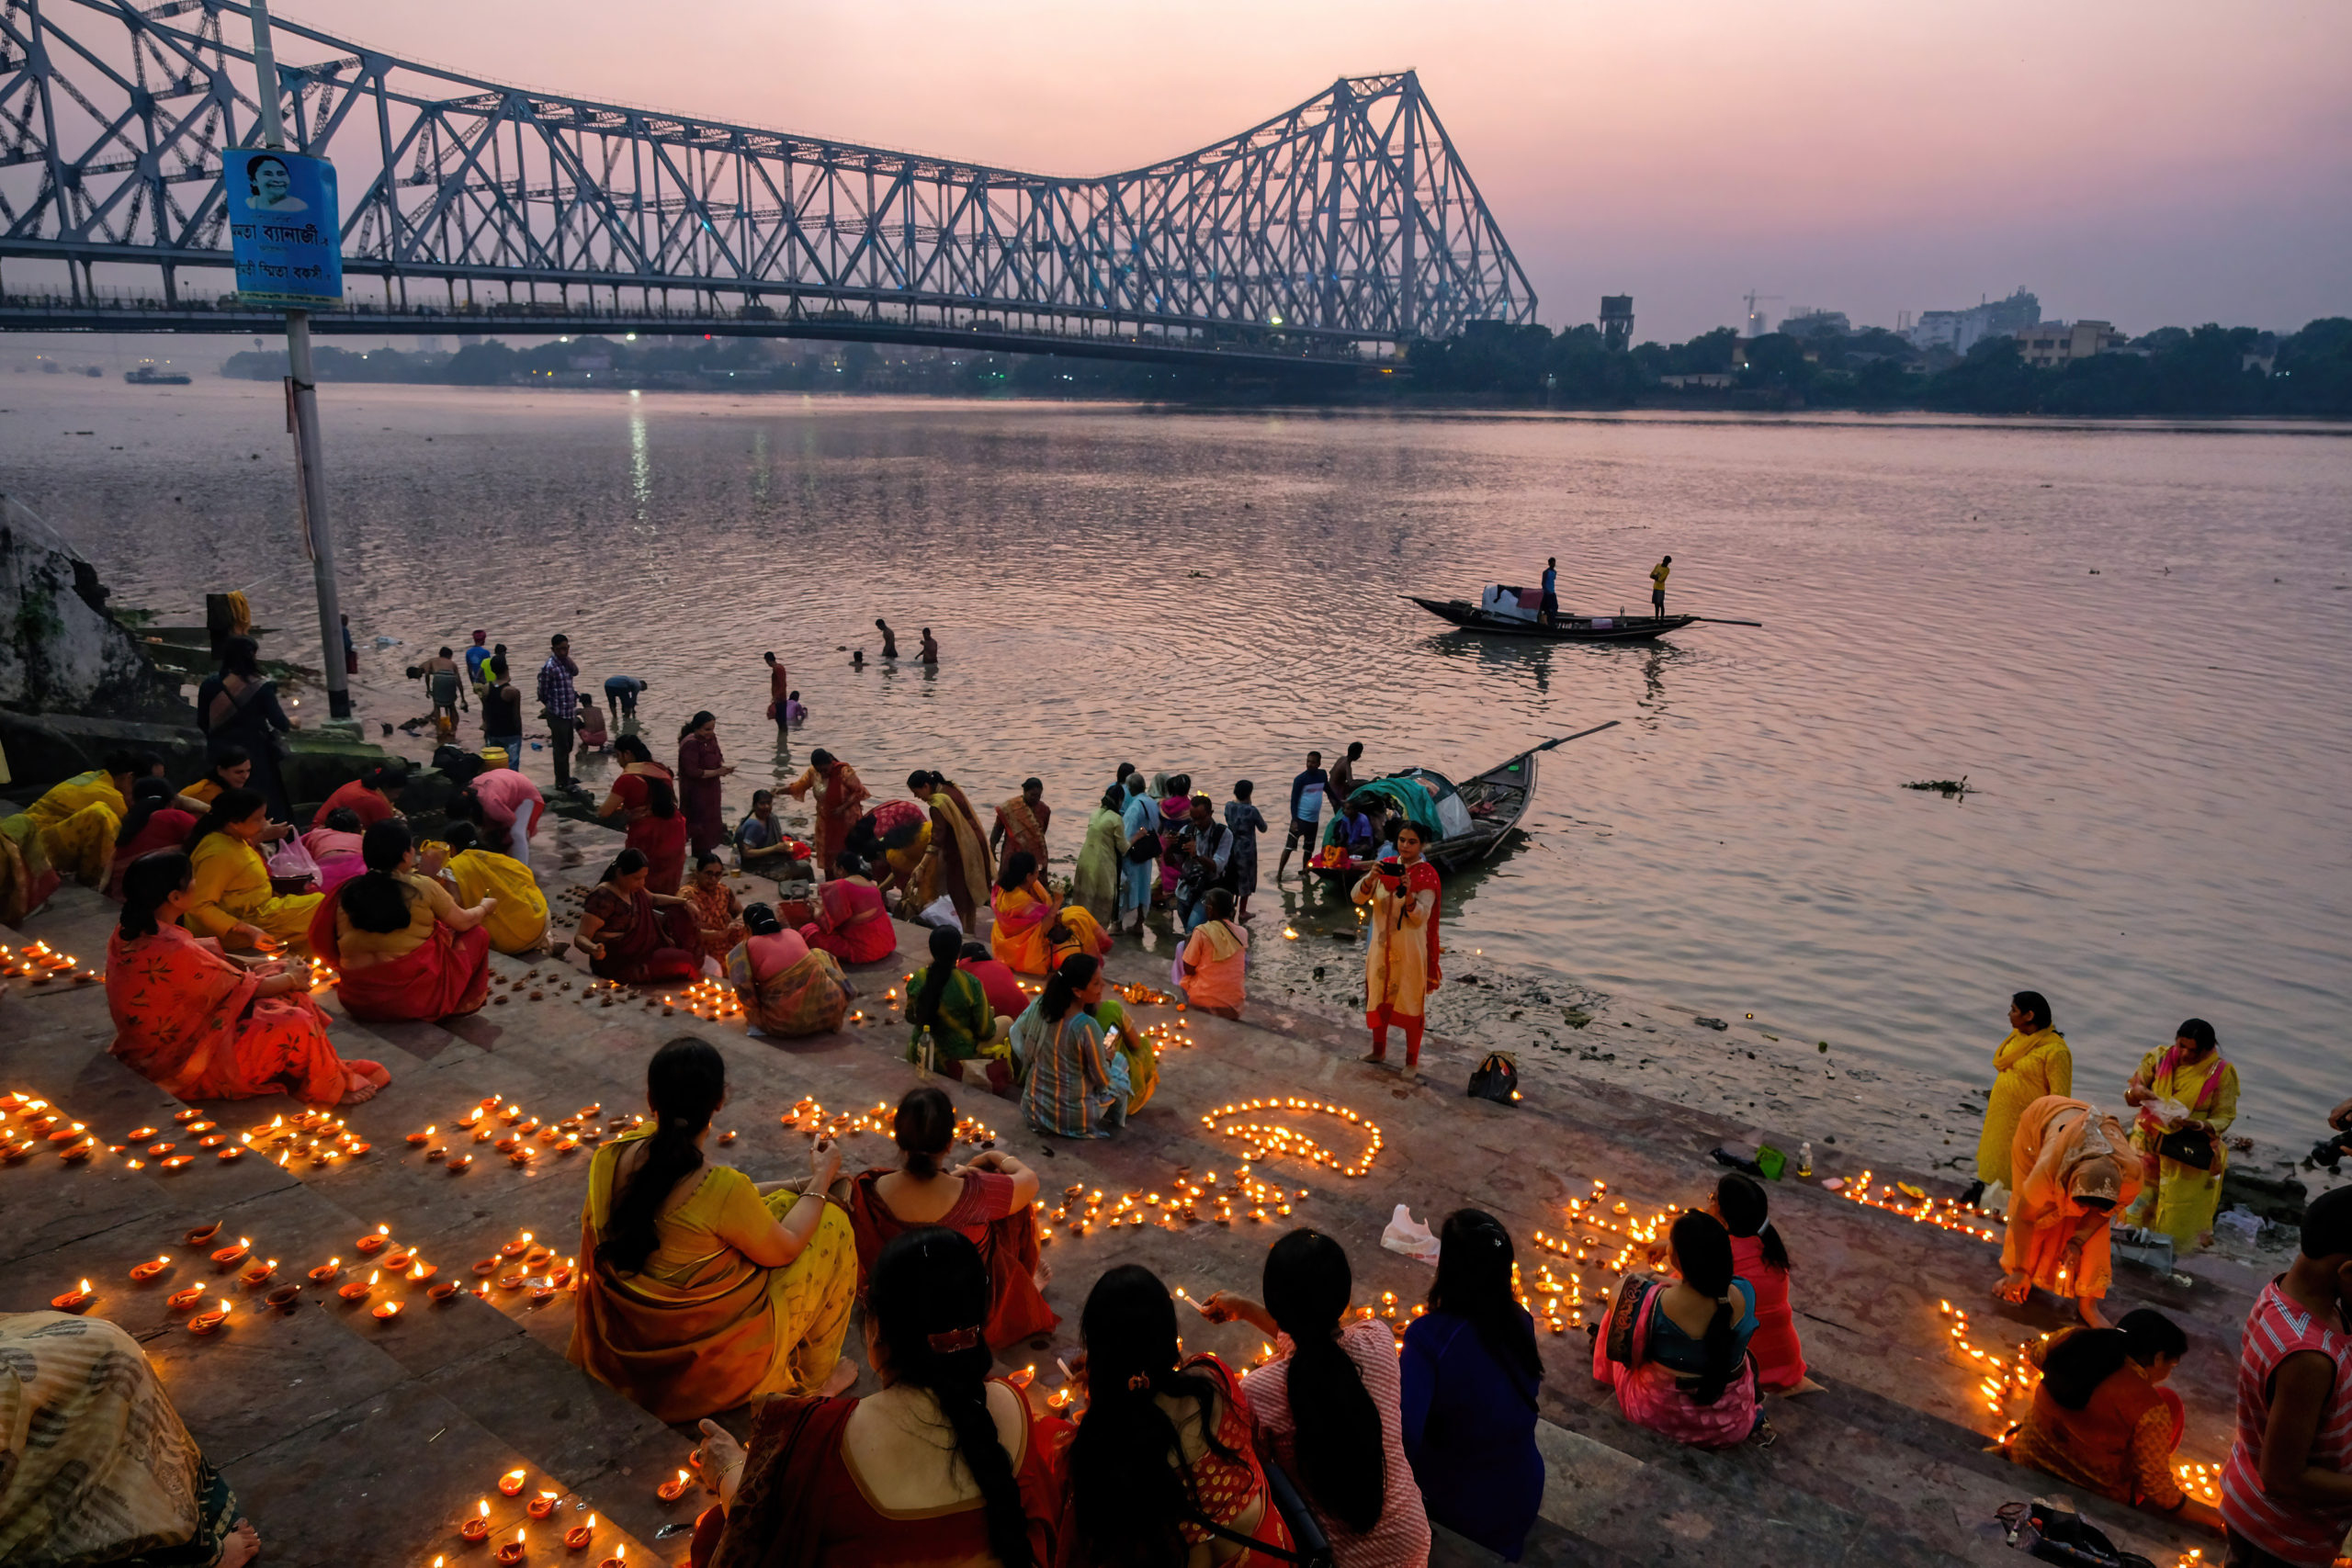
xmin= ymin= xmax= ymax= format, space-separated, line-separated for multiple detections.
xmin=283 ymin=0 xmax=2348 ymax=342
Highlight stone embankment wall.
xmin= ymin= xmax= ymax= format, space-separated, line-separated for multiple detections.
xmin=0 ymin=493 xmax=186 ymax=720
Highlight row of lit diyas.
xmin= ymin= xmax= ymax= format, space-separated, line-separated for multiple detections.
xmin=2 ymin=1092 xmax=286 ymax=1170
xmin=1838 ymin=1170 xmax=2002 ymax=1242
xmin=1037 ymin=1160 xmax=1313 ymax=1244
xmin=1521 ymin=1179 xmax=1666 ymax=1332
xmin=0 ymin=940 xmax=99 ymax=985
xmin=47 ymin=1216 xmax=474 ymax=1328
xmin=1200 ymin=1099 xmax=1382 ymax=1179
xmin=454 ymin=1470 xmax=621 ymax=1562
xmin=777 ymin=1096 xmax=998 ymax=1149
xmin=397 ymin=1097 xmax=656 ymax=1175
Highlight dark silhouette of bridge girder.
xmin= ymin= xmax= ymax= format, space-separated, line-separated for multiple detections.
xmin=0 ymin=0 xmax=1538 ymax=366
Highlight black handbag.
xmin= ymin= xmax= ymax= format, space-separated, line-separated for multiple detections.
xmin=1467 ymin=1051 xmax=1520 ymax=1106
xmin=1125 ymin=830 xmax=1162 ymax=864
xmin=2155 ymin=1124 xmax=2217 ymax=1171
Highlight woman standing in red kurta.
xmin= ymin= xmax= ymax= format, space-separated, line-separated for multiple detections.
xmin=678 ymin=711 xmax=733 ymax=860
xmin=107 ymin=850 xmax=386 ymax=1105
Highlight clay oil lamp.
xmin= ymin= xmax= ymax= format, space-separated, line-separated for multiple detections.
xmin=447 ymin=1154 xmax=473 ymax=1175
xmin=159 ymin=1155 xmax=194 ymax=1170
xmin=130 ymin=1254 xmax=173 ymax=1282
xmin=407 ymin=1125 xmax=436 ymax=1147
xmin=47 ymin=1120 xmax=88 ymax=1145
xmin=370 ymin=1300 xmax=402 ymax=1323
xmin=500 ymin=1232 xmax=534 ymax=1259
xmin=172 ymin=1108 xmax=199 ymax=1124
xmin=51 ymin=1279 xmax=94 ymax=1313
xmin=473 ymin=1258 xmax=500 ymax=1277
xmin=384 ymin=1247 xmax=415 ymax=1271
xmin=498 ymin=1470 xmax=529 ymax=1497
xmin=460 ymin=1500 xmax=492 ymax=1543
xmin=215 ymin=1146 xmax=244 ymax=1163
xmin=563 ymin=1515 xmax=596 ymax=1552
xmin=497 ymin=1269 xmax=527 ymax=1292
xmin=407 ymin=1259 xmax=438 ymax=1282
xmin=209 ymin=1236 xmax=251 ymax=1268
xmin=528 ymin=1279 xmax=557 ymax=1304
xmin=554 ymin=1137 xmax=581 ymax=1155
xmin=337 ymin=1269 xmax=379 ymax=1303
xmin=655 ymin=1468 xmax=694 ymax=1503
xmin=185 ymin=1298 xmax=232 ymax=1335
xmin=527 ymin=1491 xmax=560 ymax=1521
xmin=345 ymin=1140 xmax=370 ymax=1157
xmin=307 ymin=1257 xmax=343 ymax=1284
xmin=523 ymin=1244 xmax=551 ymax=1269
xmin=145 ymin=1141 xmax=175 ymax=1157
xmin=185 ymin=1120 xmax=215 ymax=1134
xmin=165 ymin=1283 xmax=205 ymax=1312
xmin=196 ymin=1134 xmax=224 ymax=1149
xmin=265 ymin=1283 xmax=301 ymax=1311
xmin=597 ymin=1547 xmax=626 ymax=1568
xmin=57 ymin=1138 xmax=96 ymax=1163
xmin=356 ymin=1224 xmax=391 ymax=1255
xmin=547 ymin=1258 xmax=575 ymax=1289
xmin=495 ymin=1530 xmax=527 ymax=1566
xmin=428 ymin=1280 xmax=461 ymax=1303
xmin=427 ymin=1145 xmax=448 ymax=1162
xmin=238 ymin=1258 xmax=277 ymax=1288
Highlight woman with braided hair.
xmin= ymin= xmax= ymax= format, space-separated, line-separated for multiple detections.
xmin=691 ymin=1228 xmax=1058 ymax=1568
xmin=1066 ymin=1262 xmax=1294 ymax=1567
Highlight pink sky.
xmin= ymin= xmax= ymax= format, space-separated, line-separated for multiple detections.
xmin=287 ymin=0 xmax=2349 ymax=341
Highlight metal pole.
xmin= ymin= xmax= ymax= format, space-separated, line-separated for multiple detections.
xmin=248 ymin=0 xmax=350 ymax=719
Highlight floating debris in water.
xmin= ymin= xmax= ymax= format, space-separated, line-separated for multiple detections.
xmin=1901 ymin=776 xmax=1973 ymax=798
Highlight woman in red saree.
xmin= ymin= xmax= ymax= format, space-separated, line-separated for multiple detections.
xmin=306 ymin=819 xmax=495 ymax=1023
xmin=842 ymin=1087 xmax=1057 ymax=1348
xmin=1353 ymin=823 xmax=1443 ymax=1077
xmin=1713 ymin=1172 xmax=1821 ymax=1394
xmin=691 ymin=1228 xmax=1059 ymax=1568
xmin=800 ymin=852 xmax=896 ymax=964
xmin=105 ymin=779 xmax=197 ymax=898
xmin=1063 ymin=1263 xmax=1293 ymax=1568
xmin=785 ymin=750 xmax=868 ymax=881
xmin=107 ymin=851 xmax=386 ymax=1104
xmin=572 ymin=848 xmax=701 ymax=984
xmin=677 ymin=710 xmax=733 ymax=859
xmin=600 ymin=736 xmax=688 ymax=893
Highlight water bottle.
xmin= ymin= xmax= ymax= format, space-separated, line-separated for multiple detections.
xmin=1796 ymin=1141 xmax=1814 ymax=1178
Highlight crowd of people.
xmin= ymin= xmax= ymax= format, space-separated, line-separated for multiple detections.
xmin=7 ymin=632 xmax=2350 ymax=1568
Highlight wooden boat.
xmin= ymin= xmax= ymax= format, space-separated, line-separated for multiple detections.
xmin=1305 ymin=722 xmax=1618 ymax=882
xmin=1408 ymin=595 xmax=1760 ymax=642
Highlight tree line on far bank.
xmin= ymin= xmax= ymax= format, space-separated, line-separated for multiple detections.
xmin=1408 ymin=318 xmax=2352 ymax=417
xmin=217 ymin=316 xmax=2352 ymax=417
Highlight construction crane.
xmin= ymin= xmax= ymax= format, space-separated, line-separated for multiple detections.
xmin=1742 ymin=290 xmax=1784 ymax=337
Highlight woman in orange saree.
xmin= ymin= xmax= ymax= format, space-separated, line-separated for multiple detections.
xmin=304 ymin=820 xmax=496 ymax=1024
xmin=987 ymin=852 xmax=1059 ymax=976
xmin=1998 ymin=1094 xmax=2143 ymax=1327
xmin=842 ymin=1088 xmax=1057 ymax=1348
xmin=107 ymin=851 xmax=385 ymax=1105
xmin=684 ymin=852 xmax=747 ymax=967
xmin=569 ymin=1039 xmax=858 ymax=1422
xmin=785 ymin=750 xmax=868 ymax=881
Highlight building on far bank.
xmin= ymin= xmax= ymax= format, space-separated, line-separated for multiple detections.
xmin=1600 ymin=295 xmax=1634 ymax=353
xmin=1906 ymin=288 xmax=2040 ymax=355
xmin=1781 ymin=307 xmax=1850 ymax=337
xmin=2015 ymin=320 xmax=2127 ymax=368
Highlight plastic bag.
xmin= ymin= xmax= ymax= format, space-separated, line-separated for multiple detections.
xmin=1381 ymin=1203 xmax=1441 ymax=1265
xmin=916 ymin=896 xmax=962 ymax=932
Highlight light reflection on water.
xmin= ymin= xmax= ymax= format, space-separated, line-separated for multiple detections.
xmin=13 ymin=381 xmax=2350 ymax=1152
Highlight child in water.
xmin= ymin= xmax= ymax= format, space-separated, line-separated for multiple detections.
xmin=576 ymin=694 xmax=610 ymax=753
xmin=783 ymin=691 xmax=808 ymax=729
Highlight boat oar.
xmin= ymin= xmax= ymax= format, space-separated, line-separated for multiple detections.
xmin=1689 ymin=616 xmax=1765 ymax=627
xmin=1532 ymin=720 xmax=1621 ymax=753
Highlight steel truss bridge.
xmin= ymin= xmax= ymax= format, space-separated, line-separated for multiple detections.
xmin=0 ymin=0 xmax=1537 ymax=368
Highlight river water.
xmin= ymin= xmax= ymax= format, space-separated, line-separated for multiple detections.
xmin=8 ymin=378 xmax=2348 ymax=1157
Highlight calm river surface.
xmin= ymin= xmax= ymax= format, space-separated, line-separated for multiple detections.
xmin=8 ymin=378 xmax=2349 ymax=1156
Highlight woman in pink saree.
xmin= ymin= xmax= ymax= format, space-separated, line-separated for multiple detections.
xmin=1591 ymin=1210 xmax=1764 ymax=1449
xmin=799 ymin=852 xmax=896 ymax=964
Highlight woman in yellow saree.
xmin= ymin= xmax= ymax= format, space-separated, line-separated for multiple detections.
xmin=1973 ymin=990 xmax=2072 ymax=1202
xmin=181 ymin=788 xmax=321 ymax=955
xmin=436 ymin=823 xmax=550 ymax=954
xmin=2120 ymin=1018 xmax=2239 ymax=1251
xmin=569 ymin=1039 xmax=859 ymax=1422
xmin=10 ymin=754 xmax=140 ymax=889
xmin=1999 ymin=1095 xmax=2142 ymax=1327
xmin=989 ymin=852 xmax=1059 ymax=975
xmin=911 ymin=770 xmax=991 ymax=930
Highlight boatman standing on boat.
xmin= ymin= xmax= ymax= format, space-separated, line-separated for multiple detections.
xmin=1650 ymin=555 xmax=1672 ymax=617
xmin=1541 ymin=558 xmax=1558 ymax=626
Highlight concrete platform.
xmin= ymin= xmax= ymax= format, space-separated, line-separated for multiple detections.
xmin=1 ymin=813 xmax=2247 ymax=1567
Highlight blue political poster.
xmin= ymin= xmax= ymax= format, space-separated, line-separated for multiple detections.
xmin=222 ymin=149 xmax=343 ymax=305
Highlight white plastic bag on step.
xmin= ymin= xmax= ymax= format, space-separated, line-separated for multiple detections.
xmin=916 ymin=896 xmax=963 ymax=932
xmin=1381 ymin=1203 xmax=1441 ymax=1265
xmin=1981 ymin=1179 xmax=2010 ymax=1215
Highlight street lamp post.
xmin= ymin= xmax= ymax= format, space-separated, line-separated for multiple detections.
xmin=246 ymin=0 xmax=351 ymax=720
